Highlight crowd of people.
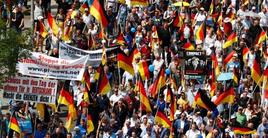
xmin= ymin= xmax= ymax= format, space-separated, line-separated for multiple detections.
xmin=2 ymin=0 xmax=268 ymax=138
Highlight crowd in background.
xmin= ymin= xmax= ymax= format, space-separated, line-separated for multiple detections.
xmin=1 ymin=0 xmax=268 ymax=138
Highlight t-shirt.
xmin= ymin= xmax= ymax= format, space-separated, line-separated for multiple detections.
xmin=236 ymin=113 xmax=247 ymax=125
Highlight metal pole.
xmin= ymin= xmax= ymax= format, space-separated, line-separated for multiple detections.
xmin=31 ymin=0 xmax=34 ymax=30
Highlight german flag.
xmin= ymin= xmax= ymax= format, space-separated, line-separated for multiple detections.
xmin=117 ymin=33 xmax=126 ymax=46
xmin=194 ymin=89 xmax=217 ymax=111
xmin=130 ymin=0 xmax=148 ymax=7
xmin=81 ymin=68 xmax=91 ymax=90
xmin=138 ymin=79 xmax=152 ymax=113
xmin=36 ymin=103 xmax=50 ymax=122
xmin=151 ymin=66 xmax=166 ymax=97
xmin=155 ymin=110 xmax=171 ymax=128
xmin=233 ymin=127 xmax=256 ymax=135
xmin=94 ymin=65 xmax=101 ymax=81
xmin=211 ymin=53 xmax=220 ymax=77
xmin=47 ymin=12 xmax=59 ymax=36
xmin=62 ymin=24 xmax=72 ymax=41
xmin=39 ymin=21 xmax=48 ymax=38
xmin=9 ymin=115 xmax=21 ymax=134
xmin=251 ymin=59 xmax=262 ymax=86
xmin=98 ymin=65 xmax=111 ymax=95
xmin=173 ymin=13 xmax=183 ymax=28
xmin=183 ymin=42 xmax=195 ymax=50
xmin=210 ymin=66 xmax=217 ymax=97
xmin=242 ymin=47 xmax=250 ymax=63
xmin=65 ymin=104 xmax=77 ymax=132
xmin=101 ymin=47 xmax=107 ymax=65
xmin=209 ymin=0 xmax=214 ymax=15
xmin=255 ymin=30 xmax=267 ymax=45
xmin=223 ymin=51 xmax=236 ymax=66
xmin=138 ymin=60 xmax=150 ymax=81
xmin=117 ymin=49 xmax=134 ymax=75
xmin=262 ymin=69 xmax=268 ymax=99
xmin=223 ymin=32 xmax=238 ymax=49
xmin=79 ymin=2 xmax=89 ymax=14
xmin=217 ymin=11 xmax=223 ymax=26
xmin=169 ymin=85 xmax=176 ymax=121
xmin=90 ymin=0 xmax=108 ymax=27
xmin=171 ymin=76 xmax=178 ymax=92
xmin=195 ymin=22 xmax=205 ymax=41
xmin=58 ymin=80 xmax=74 ymax=105
xmin=214 ymin=85 xmax=235 ymax=105
xmin=87 ymin=114 xmax=94 ymax=134
xmin=233 ymin=69 xmax=239 ymax=86
xmin=165 ymin=85 xmax=171 ymax=103
xmin=83 ymin=84 xmax=90 ymax=104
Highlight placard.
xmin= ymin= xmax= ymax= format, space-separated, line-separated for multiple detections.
xmin=3 ymin=76 xmax=58 ymax=104
xmin=59 ymin=42 xmax=118 ymax=67
xmin=184 ymin=51 xmax=206 ymax=75
xmin=17 ymin=52 xmax=89 ymax=80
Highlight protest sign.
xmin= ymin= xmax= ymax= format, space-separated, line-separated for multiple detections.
xmin=3 ymin=76 xmax=58 ymax=104
xmin=17 ymin=52 xmax=89 ymax=80
xmin=59 ymin=42 xmax=118 ymax=67
xmin=184 ymin=51 xmax=206 ymax=75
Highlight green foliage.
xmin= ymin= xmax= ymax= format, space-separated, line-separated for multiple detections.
xmin=0 ymin=19 xmax=32 ymax=85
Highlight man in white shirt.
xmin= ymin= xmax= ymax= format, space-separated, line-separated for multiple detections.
xmin=109 ymin=85 xmax=123 ymax=106
xmin=185 ymin=123 xmax=201 ymax=138
xmin=122 ymin=71 xmax=133 ymax=88
xmin=259 ymin=7 xmax=268 ymax=28
xmin=152 ymin=55 xmax=164 ymax=80
xmin=82 ymin=8 xmax=93 ymax=28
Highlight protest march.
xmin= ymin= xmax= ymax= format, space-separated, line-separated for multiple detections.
xmin=2 ymin=0 xmax=268 ymax=137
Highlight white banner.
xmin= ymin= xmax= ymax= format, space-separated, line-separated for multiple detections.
xmin=3 ymin=77 xmax=58 ymax=104
xmin=17 ymin=52 xmax=89 ymax=80
xmin=59 ymin=42 xmax=118 ymax=67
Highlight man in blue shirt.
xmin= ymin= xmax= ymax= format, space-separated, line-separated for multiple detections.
xmin=77 ymin=119 xmax=87 ymax=136
xmin=257 ymin=117 xmax=268 ymax=137
xmin=34 ymin=123 xmax=47 ymax=138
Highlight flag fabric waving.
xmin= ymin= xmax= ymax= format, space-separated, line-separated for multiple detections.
xmin=169 ymin=85 xmax=176 ymax=121
xmin=233 ymin=127 xmax=256 ymax=135
xmin=255 ymin=30 xmax=267 ymax=45
xmin=195 ymin=22 xmax=205 ymax=41
xmin=39 ymin=21 xmax=48 ymax=38
xmin=194 ymin=89 xmax=217 ymax=111
xmin=117 ymin=49 xmax=135 ymax=75
xmin=130 ymin=0 xmax=149 ymax=7
xmin=223 ymin=32 xmax=238 ymax=49
xmin=263 ymin=69 xmax=268 ymax=99
xmin=183 ymin=42 xmax=195 ymax=50
xmin=90 ymin=0 xmax=108 ymax=27
xmin=155 ymin=110 xmax=171 ymax=128
xmin=251 ymin=58 xmax=262 ymax=86
xmin=214 ymin=83 xmax=235 ymax=105
xmin=58 ymin=80 xmax=73 ymax=105
xmin=138 ymin=78 xmax=152 ymax=113
xmin=138 ymin=60 xmax=150 ymax=81
xmin=47 ymin=12 xmax=59 ymax=36
xmin=98 ymin=65 xmax=111 ymax=95
xmin=9 ymin=114 xmax=21 ymax=134
xmin=87 ymin=114 xmax=94 ymax=134
xmin=151 ymin=66 xmax=166 ymax=97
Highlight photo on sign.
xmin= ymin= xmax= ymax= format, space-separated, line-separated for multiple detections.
xmin=184 ymin=51 xmax=206 ymax=75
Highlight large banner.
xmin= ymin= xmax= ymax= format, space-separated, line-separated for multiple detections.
xmin=59 ymin=42 xmax=118 ymax=67
xmin=3 ymin=77 xmax=58 ymax=104
xmin=17 ymin=52 xmax=89 ymax=80
xmin=184 ymin=51 xmax=206 ymax=75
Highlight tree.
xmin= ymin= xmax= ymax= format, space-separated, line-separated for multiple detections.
xmin=0 ymin=19 xmax=32 ymax=85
